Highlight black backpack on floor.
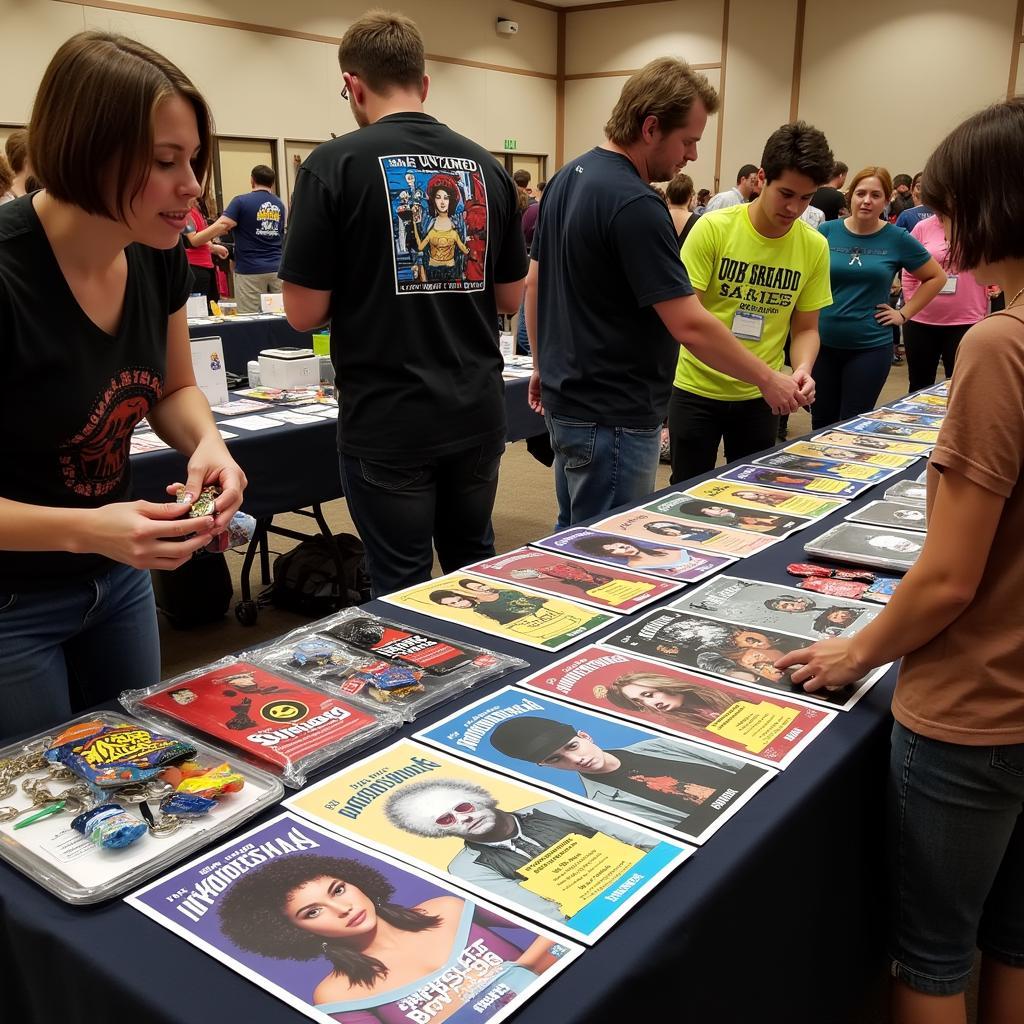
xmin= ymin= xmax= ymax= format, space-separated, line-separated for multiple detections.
xmin=267 ymin=533 xmax=370 ymax=617
xmin=151 ymin=552 xmax=233 ymax=628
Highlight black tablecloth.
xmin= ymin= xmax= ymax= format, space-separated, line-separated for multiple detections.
xmin=189 ymin=316 xmax=316 ymax=375
xmin=131 ymin=377 xmax=544 ymax=518
xmin=3 ymin=417 xmax=916 ymax=1024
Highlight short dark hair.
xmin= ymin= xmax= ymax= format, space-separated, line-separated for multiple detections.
xmin=338 ymin=9 xmax=425 ymax=94
xmin=665 ymin=172 xmax=693 ymax=205
xmin=736 ymin=163 xmax=758 ymax=183
xmin=911 ymin=170 xmax=923 ymax=190
xmin=29 ymin=32 xmax=212 ymax=223
xmin=760 ymin=122 xmax=833 ymax=186
xmin=251 ymin=164 xmax=275 ymax=187
xmin=922 ymin=97 xmax=1024 ymax=270
xmin=512 ymin=169 xmax=531 ymax=188
xmin=831 ymin=160 xmax=847 ymax=178
xmin=605 ymin=57 xmax=719 ymax=147
xmin=697 ymin=188 xmax=711 ymax=204
xmin=537 ymin=180 xmax=546 ymax=193
xmin=893 ymin=173 xmax=912 ymax=189
xmin=4 ymin=129 xmax=28 ymax=175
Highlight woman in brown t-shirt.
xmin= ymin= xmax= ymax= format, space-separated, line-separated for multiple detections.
xmin=779 ymin=99 xmax=1024 ymax=1024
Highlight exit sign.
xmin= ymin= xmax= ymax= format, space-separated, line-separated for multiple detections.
xmin=503 ymin=138 xmax=517 ymax=151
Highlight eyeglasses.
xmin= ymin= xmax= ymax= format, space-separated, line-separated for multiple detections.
xmin=340 ymin=84 xmax=349 ymax=101
xmin=435 ymin=802 xmax=475 ymax=827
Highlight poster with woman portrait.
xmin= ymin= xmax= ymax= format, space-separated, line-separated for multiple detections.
xmin=810 ymin=430 xmax=932 ymax=456
xmin=591 ymin=507 xmax=776 ymax=557
xmin=284 ymin=740 xmax=692 ymax=944
xmin=379 ymin=572 xmax=615 ymax=652
xmin=127 ymin=812 xmax=582 ymax=1024
xmin=464 ymin=547 xmax=683 ymax=614
xmin=751 ymin=450 xmax=901 ymax=484
xmin=683 ymin=479 xmax=848 ymax=519
xmin=415 ymin=684 xmax=776 ymax=844
xmin=835 ymin=417 xmax=940 ymax=444
xmin=777 ymin=441 xmax=917 ymax=470
xmin=642 ymin=493 xmax=813 ymax=538
xmin=515 ymin=645 xmax=834 ymax=769
xmin=718 ymin=464 xmax=870 ymax=499
xmin=599 ymin=608 xmax=886 ymax=712
xmin=530 ymin=528 xmax=735 ymax=583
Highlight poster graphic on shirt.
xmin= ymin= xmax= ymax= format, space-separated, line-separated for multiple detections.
xmin=284 ymin=739 xmax=692 ymax=944
xmin=530 ymin=528 xmax=735 ymax=583
xmin=591 ymin=507 xmax=776 ymax=557
xmin=718 ymin=464 xmax=871 ymax=499
xmin=778 ymin=441 xmax=917 ymax=471
xmin=380 ymin=154 xmax=487 ymax=294
xmin=127 ymin=812 xmax=582 ymax=1024
xmin=811 ymin=429 xmax=932 ymax=456
xmin=414 ymin=685 xmax=776 ymax=845
xmin=599 ymin=608 xmax=885 ymax=712
xmin=465 ymin=547 xmax=683 ymax=614
xmin=641 ymin=493 xmax=813 ymax=538
xmin=673 ymin=575 xmax=880 ymax=639
xmin=517 ymin=646 xmax=834 ymax=770
xmin=683 ymin=479 xmax=847 ymax=518
xmin=60 ymin=367 xmax=163 ymax=497
xmin=379 ymin=572 xmax=615 ymax=652
xmin=751 ymin=450 xmax=900 ymax=484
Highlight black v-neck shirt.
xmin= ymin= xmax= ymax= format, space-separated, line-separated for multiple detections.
xmin=0 ymin=195 xmax=191 ymax=589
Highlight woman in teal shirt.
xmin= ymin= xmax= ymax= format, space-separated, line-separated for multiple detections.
xmin=811 ymin=166 xmax=945 ymax=428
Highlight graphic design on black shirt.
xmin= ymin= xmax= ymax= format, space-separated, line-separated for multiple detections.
xmin=58 ymin=367 xmax=163 ymax=497
xmin=380 ymin=154 xmax=488 ymax=294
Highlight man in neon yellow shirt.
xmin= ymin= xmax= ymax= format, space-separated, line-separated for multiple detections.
xmin=668 ymin=123 xmax=834 ymax=482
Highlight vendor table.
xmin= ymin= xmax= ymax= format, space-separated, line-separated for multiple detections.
xmin=2 ymin=407 xmax=913 ymax=1024
xmin=188 ymin=315 xmax=316 ymax=375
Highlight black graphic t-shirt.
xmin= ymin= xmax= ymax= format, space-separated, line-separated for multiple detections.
xmin=601 ymin=748 xmax=737 ymax=814
xmin=532 ymin=148 xmax=694 ymax=428
xmin=0 ymin=195 xmax=190 ymax=590
xmin=280 ymin=113 xmax=527 ymax=459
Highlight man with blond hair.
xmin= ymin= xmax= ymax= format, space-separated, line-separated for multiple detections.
xmin=281 ymin=11 xmax=527 ymax=596
xmin=525 ymin=59 xmax=803 ymax=528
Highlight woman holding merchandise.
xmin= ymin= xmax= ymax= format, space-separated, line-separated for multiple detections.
xmin=901 ymin=212 xmax=988 ymax=393
xmin=778 ymin=99 xmax=1024 ymax=1024
xmin=811 ymin=166 xmax=946 ymax=429
xmin=0 ymin=32 xmax=247 ymax=740
xmin=217 ymin=853 xmax=561 ymax=1019
xmin=182 ymin=191 xmax=229 ymax=313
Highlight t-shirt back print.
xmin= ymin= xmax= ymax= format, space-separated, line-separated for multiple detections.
xmin=380 ymin=154 xmax=488 ymax=294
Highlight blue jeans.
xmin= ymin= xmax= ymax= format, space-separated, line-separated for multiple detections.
xmin=0 ymin=563 xmax=161 ymax=740
xmin=545 ymin=412 xmax=661 ymax=530
xmin=339 ymin=438 xmax=504 ymax=598
xmin=811 ymin=343 xmax=893 ymax=429
xmin=515 ymin=301 xmax=531 ymax=355
xmin=888 ymin=722 xmax=1024 ymax=995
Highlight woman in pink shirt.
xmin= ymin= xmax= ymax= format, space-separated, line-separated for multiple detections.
xmin=901 ymin=213 xmax=988 ymax=392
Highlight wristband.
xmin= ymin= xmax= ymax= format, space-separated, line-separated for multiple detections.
xmin=898 ymin=309 xmax=906 ymax=323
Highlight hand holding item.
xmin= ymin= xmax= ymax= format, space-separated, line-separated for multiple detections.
xmin=166 ymin=437 xmax=247 ymax=533
xmin=79 ymin=499 xmax=214 ymax=570
xmin=774 ymin=636 xmax=864 ymax=692
xmin=760 ymin=370 xmax=804 ymax=416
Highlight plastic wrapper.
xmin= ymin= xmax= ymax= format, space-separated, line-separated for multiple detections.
xmin=0 ymin=711 xmax=282 ymax=904
xmin=803 ymin=521 xmax=923 ymax=573
xmin=121 ymin=658 xmax=399 ymax=788
xmin=247 ymin=609 xmax=528 ymax=722
xmin=883 ymin=480 xmax=927 ymax=506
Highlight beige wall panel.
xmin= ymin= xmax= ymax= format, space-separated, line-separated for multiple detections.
xmin=800 ymin=0 xmax=1016 ymax=177
xmin=719 ymin=0 xmax=797 ymax=187
xmin=0 ymin=1 xmax=87 ymax=123
xmin=217 ymin=137 xmax=275 ymax=210
xmin=563 ymin=68 xmax=720 ymax=186
xmin=61 ymin=0 xmax=556 ymax=73
xmin=482 ymin=71 xmax=557 ymax=157
xmin=564 ymin=0 xmax=723 ymax=76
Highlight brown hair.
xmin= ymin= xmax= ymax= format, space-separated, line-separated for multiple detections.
xmin=29 ymin=32 xmax=212 ymax=223
xmin=604 ymin=57 xmax=719 ymax=147
xmin=4 ymin=129 xmax=28 ymax=175
xmin=845 ymin=166 xmax=893 ymax=208
xmin=338 ymin=10 xmax=425 ymax=94
xmin=0 ymin=153 xmax=12 ymax=196
xmin=922 ymin=98 xmax=1024 ymax=270
xmin=665 ymin=172 xmax=694 ymax=206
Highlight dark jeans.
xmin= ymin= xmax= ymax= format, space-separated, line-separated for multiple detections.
xmin=338 ymin=438 xmax=504 ymax=598
xmin=189 ymin=264 xmax=219 ymax=311
xmin=902 ymin=320 xmax=968 ymax=393
xmin=668 ymin=387 xmax=778 ymax=484
xmin=811 ymin=344 xmax=893 ymax=430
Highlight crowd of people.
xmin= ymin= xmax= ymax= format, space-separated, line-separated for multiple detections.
xmin=1 ymin=11 xmax=1022 ymax=1023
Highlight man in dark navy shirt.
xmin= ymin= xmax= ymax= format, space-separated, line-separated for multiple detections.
xmin=526 ymin=58 xmax=804 ymax=528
